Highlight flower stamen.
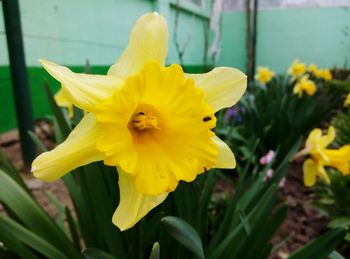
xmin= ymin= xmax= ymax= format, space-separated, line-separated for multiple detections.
xmin=132 ymin=112 xmax=159 ymax=130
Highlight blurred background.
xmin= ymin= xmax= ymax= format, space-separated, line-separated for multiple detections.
xmin=0 ymin=0 xmax=349 ymax=133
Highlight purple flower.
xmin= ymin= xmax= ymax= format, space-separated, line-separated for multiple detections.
xmin=224 ymin=106 xmax=242 ymax=122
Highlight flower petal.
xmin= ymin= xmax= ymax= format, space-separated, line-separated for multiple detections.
xmin=306 ymin=128 xmax=322 ymax=147
xmin=316 ymin=162 xmax=331 ymax=184
xmin=112 ymin=169 xmax=168 ymax=231
xmin=187 ymin=67 xmax=247 ymax=112
xmin=303 ymin=159 xmax=317 ymax=187
xmin=32 ymin=113 xmax=104 ymax=181
xmin=324 ymin=145 xmax=350 ymax=175
xmin=108 ymin=12 xmax=168 ymax=79
xmin=54 ymin=88 xmax=74 ymax=118
xmin=212 ymin=136 xmax=236 ymax=169
xmin=319 ymin=126 xmax=336 ymax=148
xmin=40 ymin=59 xmax=124 ymax=112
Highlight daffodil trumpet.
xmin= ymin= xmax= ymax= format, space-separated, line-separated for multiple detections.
xmin=294 ymin=126 xmax=350 ymax=187
xmin=31 ymin=12 xmax=247 ymax=231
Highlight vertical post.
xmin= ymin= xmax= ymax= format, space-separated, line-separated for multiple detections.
xmin=2 ymin=0 xmax=36 ymax=166
xmin=246 ymin=0 xmax=251 ymax=80
xmin=251 ymin=0 xmax=258 ymax=79
xmin=246 ymin=0 xmax=258 ymax=83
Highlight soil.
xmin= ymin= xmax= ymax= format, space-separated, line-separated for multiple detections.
xmin=0 ymin=120 xmax=73 ymax=218
xmin=270 ymin=164 xmax=329 ymax=259
xmin=0 ymin=122 xmax=340 ymax=258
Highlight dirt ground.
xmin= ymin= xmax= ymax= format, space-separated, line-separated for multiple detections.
xmin=0 ymin=123 xmax=338 ymax=258
xmin=270 ymin=165 xmax=329 ymax=259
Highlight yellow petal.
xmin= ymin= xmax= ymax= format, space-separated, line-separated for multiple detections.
xmin=32 ymin=113 xmax=104 ymax=181
xmin=303 ymin=159 xmax=317 ymax=187
xmin=54 ymin=87 xmax=74 ymax=118
xmin=316 ymin=162 xmax=331 ymax=184
xmin=108 ymin=12 xmax=168 ymax=79
xmin=112 ymin=169 xmax=168 ymax=231
xmin=96 ymin=63 xmax=218 ymax=195
xmin=324 ymin=145 xmax=350 ymax=175
xmin=40 ymin=59 xmax=123 ymax=112
xmin=319 ymin=126 xmax=336 ymax=148
xmin=306 ymin=128 xmax=322 ymax=147
xmin=187 ymin=67 xmax=247 ymax=112
xmin=212 ymin=136 xmax=236 ymax=169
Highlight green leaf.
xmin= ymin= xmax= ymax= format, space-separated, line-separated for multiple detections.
xmin=65 ymin=207 xmax=82 ymax=250
xmin=28 ymin=130 xmax=47 ymax=152
xmin=44 ymin=81 xmax=71 ymax=138
xmin=288 ymin=228 xmax=346 ymax=259
xmin=82 ymin=248 xmax=117 ymax=259
xmin=328 ymin=217 xmax=350 ymax=229
xmin=0 ymin=214 xmax=69 ymax=259
xmin=0 ymin=148 xmax=29 ymax=192
xmin=0 ymin=169 xmax=80 ymax=258
xmin=329 ymin=251 xmax=346 ymax=259
xmin=162 ymin=216 xmax=205 ymax=259
xmin=149 ymin=242 xmax=160 ymax=259
xmin=0 ymin=221 xmax=38 ymax=259
xmin=207 ymin=185 xmax=277 ymax=259
xmin=44 ymin=190 xmax=66 ymax=233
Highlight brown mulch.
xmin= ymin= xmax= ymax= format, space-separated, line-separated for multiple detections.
xmin=270 ymin=164 xmax=328 ymax=259
xmin=0 ymin=120 xmax=73 ymax=217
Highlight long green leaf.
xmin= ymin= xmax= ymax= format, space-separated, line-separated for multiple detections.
xmin=44 ymin=81 xmax=71 ymax=138
xmin=0 ymin=215 xmax=69 ymax=259
xmin=288 ymin=228 xmax=346 ymax=259
xmin=83 ymin=248 xmax=117 ymax=259
xmin=0 ymin=221 xmax=38 ymax=259
xmin=28 ymin=130 xmax=47 ymax=152
xmin=162 ymin=216 xmax=205 ymax=259
xmin=208 ymin=185 xmax=277 ymax=259
xmin=0 ymin=169 xmax=80 ymax=258
xmin=329 ymin=251 xmax=346 ymax=259
xmin=65 ymin=207 xmax=82 ymax=250
xmin=0 ymin=148 xmax=29 ymax=192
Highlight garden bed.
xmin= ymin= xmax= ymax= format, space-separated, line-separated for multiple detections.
xmin=0 ymin=125 xmax=333 ymax=258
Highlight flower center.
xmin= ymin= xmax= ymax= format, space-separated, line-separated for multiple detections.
xmin=94 ymin=62 xmax=219 ymax=195
xmin=132 ymin=112 xmax=159 ymax=130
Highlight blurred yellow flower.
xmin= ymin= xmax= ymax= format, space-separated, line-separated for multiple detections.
xmin=345 ymin=93 xmax=350 ymax=107
xmin=255 ymin=67 xmax=275 ymax=84
xmin=54 ymin=88 xmax=74 ymax=118
xmin=296 ymin=126 xmax=350 ymax=187
xmin=293 ymin=75 xmax=317 ymax=97
xmin=31 ymin=13 xmax=247 ymax=231
xmin=288 ymin=59 xmax=306 ymax=78
xmin=315 ymin=69 xmax=332 ymax=81
xmin=308 ymin=63 xmax=318 ymax=74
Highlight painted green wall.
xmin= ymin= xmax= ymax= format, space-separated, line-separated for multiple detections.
xmin=218 ymin=11 xmax=246 ymax=71
xmin=3 ymin=2 xmax=350 ymax=132
xmin=0 ymin=66 xmax=110 ymax=132
xmin=0 ymin=0 xmax=212 ymax=132
xmin=219 ymin=7 xmax=350 ymax=73
xmin=0 ymin=0 xmax=156 ymax=66
xmin=257 ymin=7 xmax=350 ymax=72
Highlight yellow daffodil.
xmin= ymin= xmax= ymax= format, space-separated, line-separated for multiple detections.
xmin=255 ymin=67 xmax=275 ymax=84
xmin=54 ymin=88 xmax=74 ymax=118
xmin=345 ymin=93 xmax=350 ymax=107
xmin=288 ymin=59 xmax=306 ymax=78
xmin=315 ymin=69 xmax=332 ymax=81
xmin=308 ymin=63 xmax=318 ymax=74
xmin=31 ymin=13 xmax=247 ymax=231
xmin=295 ymin=126 xmax=350 ymax=187
xmin=293 ymin=75 xmax=317 ymax=97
